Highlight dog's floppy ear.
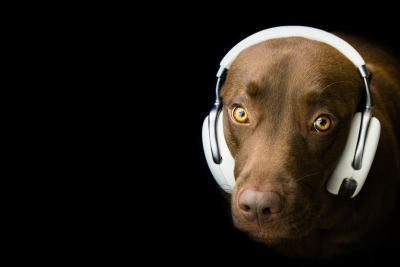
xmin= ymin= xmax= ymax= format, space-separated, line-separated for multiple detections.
xmin=202 ymin=112 xmax=235 ymax=193
xmin=326 ymin=112 xmax=381 ymax=197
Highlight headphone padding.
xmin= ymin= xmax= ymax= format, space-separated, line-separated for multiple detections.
xmin=202 ymin=113 xmax=235 ymax=193
xmin=216 ymin=112 xmax=236 ymax=190
xmin=351 ymin=117 xmax=380 ymax=197
xmin=326 ymin=113 xmax=381 ymax=197
xmin=327 ymin=113 xmax=362 ymax=194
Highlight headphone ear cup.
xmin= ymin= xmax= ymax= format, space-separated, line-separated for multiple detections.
xmin=216 ymin=112 xmax=236 ymax=190
xmin=202 ymin=111 xmax=235 ymax=193
xmin=351 ymin=116 xmax=380 ymax=197
xmin=327 ymin=112 xmax=361 ymax=194
xmin=326 ymin=112 xmax=381 ymax=197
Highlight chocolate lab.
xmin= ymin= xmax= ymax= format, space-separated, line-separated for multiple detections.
xmin=206 ymin=30 xmax=400 ymax=262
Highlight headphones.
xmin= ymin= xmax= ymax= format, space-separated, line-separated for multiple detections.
xmin=202 ymin=26 xmax=381 ymax=198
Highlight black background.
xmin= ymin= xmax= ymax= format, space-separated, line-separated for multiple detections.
xmin=27 ymin=7 xmax=399 ymax=266
xmin=159 ymin=13 xmax=399 ymax=266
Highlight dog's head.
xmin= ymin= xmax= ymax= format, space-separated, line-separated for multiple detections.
xmin=220 ymin=37 xmax=364 ymax=243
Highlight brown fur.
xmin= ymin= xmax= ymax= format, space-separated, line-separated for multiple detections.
xmin=219 ymin=33 xmax=400 ymax=262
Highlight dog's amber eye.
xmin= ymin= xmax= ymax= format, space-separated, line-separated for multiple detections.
xmin=313 ymin=116 xmax=331 ymax=132
xmin=233 ymin=107 xmax=248 ymax=123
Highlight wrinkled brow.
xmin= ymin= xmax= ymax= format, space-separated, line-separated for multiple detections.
xmin=244 ymin=80 xmax=262 ymax=97
xmin=319 ymin=81 xmax=353 ymax=93
xmin=306 ymin=81 xmax=353 ymax=98
xmin=302 ymin=81 xmax=355 ymax=113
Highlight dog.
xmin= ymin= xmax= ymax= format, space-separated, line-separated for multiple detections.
xmin=206 ymin=30 xmax=400 ymax=262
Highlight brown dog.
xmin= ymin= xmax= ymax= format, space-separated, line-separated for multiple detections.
xmin=219 ymin=33 xmax=400 ymax=262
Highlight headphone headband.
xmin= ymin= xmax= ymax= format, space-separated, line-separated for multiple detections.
xmin=217 ymin=26 xmax=366 ymax=77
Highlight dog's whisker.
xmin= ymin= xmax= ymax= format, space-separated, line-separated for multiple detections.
xmin=292 ymin=223 xmax=302 ymax=239
xmin=293 ymin=212 xmax=307 ymax=226
xmin=319 ymin=80 xmax=352 ymax=92
xmin=277 ymin=220 xmax=289 ymax=246
xmin=294 ymin=172 xmax=322 ymax=183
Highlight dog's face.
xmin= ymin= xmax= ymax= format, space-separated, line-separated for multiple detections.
xmin=220 ymin=37 xmax=364 ymax=244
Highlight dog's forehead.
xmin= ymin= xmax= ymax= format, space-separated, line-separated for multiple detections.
xmin=231 ymin=37 xmax=343 ymax=71
xmin=229 ymin=37 xmax=355 ymax=85
xmin=225 ymin=37 xmax=355 ymax=97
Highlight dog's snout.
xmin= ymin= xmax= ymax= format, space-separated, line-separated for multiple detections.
xmin=238 ymin=188 xmax=283 ymax=223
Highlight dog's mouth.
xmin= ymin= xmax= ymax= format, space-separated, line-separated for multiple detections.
xmin=243 ymin=223 xmax=314 ymax=244
xmin=234 ymin=212 xmax=319 ymax=244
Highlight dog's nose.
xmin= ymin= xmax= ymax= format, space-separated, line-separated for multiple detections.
xmin=238 ymin=188 xmax=283 ymax=223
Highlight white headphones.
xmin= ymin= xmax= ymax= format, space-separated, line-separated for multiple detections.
xmin=202 ymin=26 xmax=381 ymax=198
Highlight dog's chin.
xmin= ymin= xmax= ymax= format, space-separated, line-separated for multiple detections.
xmin=247 ymin=229 xmax=297 ymax=240
xmin=245 ymin=228 xmax=311 ymax=245
xmin=237 ymin=217 xmax=317 ymax=244
xmin=247 ymin=230 xmax=281 ymax=242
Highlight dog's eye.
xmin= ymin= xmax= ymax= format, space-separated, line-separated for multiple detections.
xmin=313 ymin=116 xmax=331 ymax=132
xmin=232 ymin=107 xmax=248 ymax=123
